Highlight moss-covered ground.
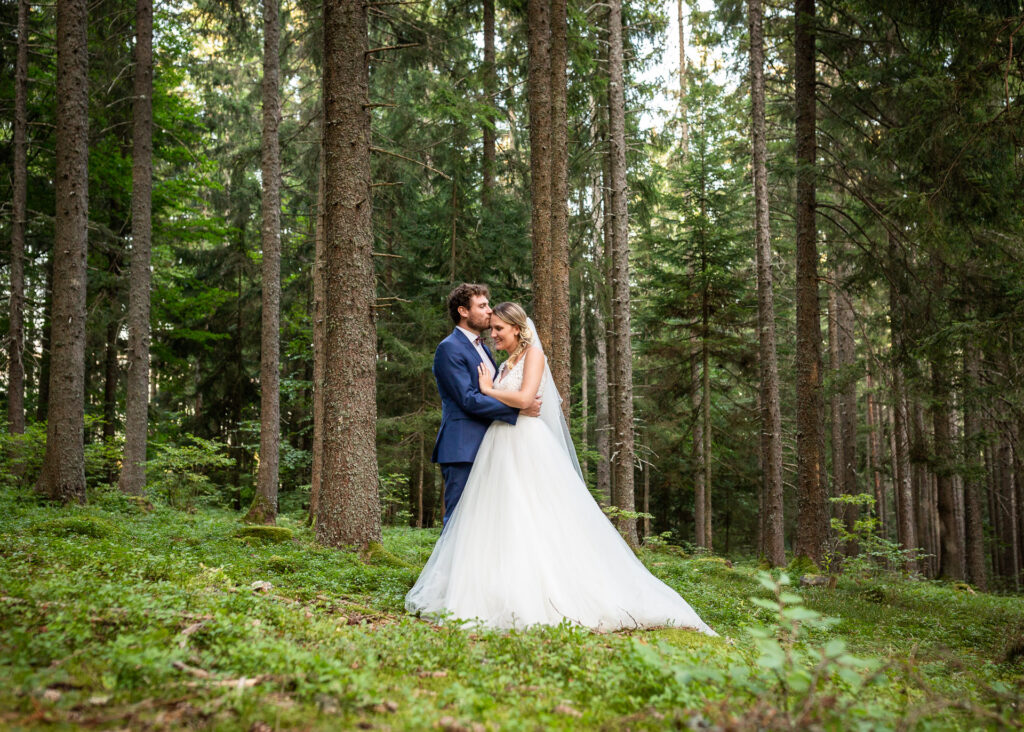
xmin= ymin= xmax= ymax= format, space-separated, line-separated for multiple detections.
xmin=1 ymin=487 xmax=1021 ymax=729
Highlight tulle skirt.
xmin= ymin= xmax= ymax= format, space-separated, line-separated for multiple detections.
xmin=406 ymin=416 xmax=716 ymax=635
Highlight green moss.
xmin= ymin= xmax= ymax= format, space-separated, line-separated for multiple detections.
xmin=266 ymin=554 xmax=300 ymax=573
xmin=363 ymin=541 xmax=415 ymax=570
xmin=32 ymin=515 xmax=118 ymax=539
xmin=787 ymin=554 xmax=819 ymax=576
xmin=232 ymin=525 xmax=294 ymax=544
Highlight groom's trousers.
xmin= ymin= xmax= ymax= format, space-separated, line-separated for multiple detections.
xmin=440 ymin=462 xmax=473 ymax=527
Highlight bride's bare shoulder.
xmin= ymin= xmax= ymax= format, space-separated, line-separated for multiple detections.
xmin=523 ymin=345 xmax=544 ymax=368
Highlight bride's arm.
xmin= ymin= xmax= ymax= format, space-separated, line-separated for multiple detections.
xmin=478 ymin=347 xmax=545 ymax=410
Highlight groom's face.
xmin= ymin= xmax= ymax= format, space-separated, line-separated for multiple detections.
xmin=461 ymin=295 xmax=493 ymax=333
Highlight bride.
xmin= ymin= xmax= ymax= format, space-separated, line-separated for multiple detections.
xmin=406 ymin=302 xmax=716 ymax=635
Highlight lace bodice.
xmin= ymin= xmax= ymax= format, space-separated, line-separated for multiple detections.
xmin=495 ymin=356 xmax=525 ymax=393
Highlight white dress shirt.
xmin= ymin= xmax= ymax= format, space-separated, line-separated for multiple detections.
xmin=457 ymin=326 xmax=496 ymax=379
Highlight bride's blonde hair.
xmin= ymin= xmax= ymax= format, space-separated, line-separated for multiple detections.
xmin=492 ymin=302 xmax=533 ymax=362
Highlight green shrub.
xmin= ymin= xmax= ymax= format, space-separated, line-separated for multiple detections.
xmin=0 ymin=421 xmax=47 ymax=487
xmin=32 ymin=515 xmax=119 ymax=539
xmin=146 ymin=435 xmax=235 ymax=509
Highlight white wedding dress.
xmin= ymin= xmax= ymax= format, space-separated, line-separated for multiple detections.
xmin=406 ymin=351 xmax=716 ymax=635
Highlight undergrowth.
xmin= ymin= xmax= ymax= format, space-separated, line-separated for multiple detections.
xmin=0 ymin=485 xmax=1021 ymax=729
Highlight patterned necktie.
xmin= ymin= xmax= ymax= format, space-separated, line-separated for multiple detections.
xmin=474 ymin=337 xmax=483 ymax=347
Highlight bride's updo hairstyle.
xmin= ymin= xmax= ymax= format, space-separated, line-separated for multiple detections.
xmin=492 ymin=302 xmax=533 ymax=361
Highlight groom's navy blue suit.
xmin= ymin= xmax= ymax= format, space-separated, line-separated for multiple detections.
xmin=432 ymin=328 xmax=519 ymax=524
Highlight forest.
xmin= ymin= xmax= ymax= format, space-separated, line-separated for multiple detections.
xmin=2 ymin=0 xmax=1024 ymax=728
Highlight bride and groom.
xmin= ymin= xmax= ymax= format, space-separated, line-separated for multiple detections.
xmin=405 ymin=283 xmax=715 ymax=635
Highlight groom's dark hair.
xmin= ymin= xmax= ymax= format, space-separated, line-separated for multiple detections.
xmin=448 ymin=283 xmax=490 ymax=324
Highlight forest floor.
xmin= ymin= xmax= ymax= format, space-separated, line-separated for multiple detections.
xmin=0 ymin=487 xmax=1022 ymax=730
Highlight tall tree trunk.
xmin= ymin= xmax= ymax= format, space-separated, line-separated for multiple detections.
xmin=607 ymin=0 xmax=637 ymax=548
xmin=828 ymin=282 xmax=843 ymax=498
xmin=247 ymin=0 xmax=283 ymax=525
xmin=547 ymin=0 xmax=570 ymax=415
xmin=36 ymin=261 xmax=53 ymax=424
xmin=481 ymin=0 xmax=495 ymax=203
xmin=529 ymin=0 xmax=571 ymax=414
xmin=103 ymin=318 xmax=118 ymax=444
xmin=910 ymin=399 xmax=935 ymax=577
xmin=309 ymin=145 xmax=326 ymax=525
xmin=890 ymin=276 xmax=917 ymax=570
xmin=590 ymin=153 xmax=610 ymax=503
xmin=7 ymin=0 xmax=29 ymax=436
xmin=1016 ymin=420 xmax=1024 ymax=589
xmin=593 ymin=278 xmax=611 ymax=504
xmin=1009 ymin=422 xmax=1024 ymax=590
xmin=792 ymin=0 xmax=829 ymax=565
xmin=527 ymin=0 xmax=552 ymax=368
xmin=692 ymin=355 xmax=706 ymax=548
xmin=996 ymin=430 xmax=1020 ymax=588
xmin=601 ymin=96 xmax=617 ymax=508
xmin=932 ymin=360 xmax=963 ymax=579
xmin=676 ymin=0 xmax=688 ymax=148
xmin=866 ymin=381 xmax=885 ymax=533
xmin=748 ymin=0 xmax=784 ymax=567
xmin=317 ymin=0 xmax=381 ymax=548
xmin=962 ymin=346 xmax=986 ymax=589
xmin=417 ymin=431 xmax=425 ymax=527
xmin=118 ymin=0 xmax=153 ymax=496
xmin=838 ymin=285 xmax=857 ymax=506
xmin=36 ymin=0 xmax=89 ymax=504
xmin=579 ymin=287 xmax=589 ymax=480
xmin=701 ymin=293 xmax=712 ymax=549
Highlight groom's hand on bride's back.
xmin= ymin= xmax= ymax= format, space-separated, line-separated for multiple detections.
xmin=521 ymin=397 xmax=542 ymax=418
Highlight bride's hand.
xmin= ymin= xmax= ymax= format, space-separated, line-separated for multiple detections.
xmin=477 ymin=362 xmax=494 ymax=392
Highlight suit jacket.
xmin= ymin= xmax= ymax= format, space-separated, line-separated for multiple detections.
xmin=431 ymin=328 xmax=519 ymax=463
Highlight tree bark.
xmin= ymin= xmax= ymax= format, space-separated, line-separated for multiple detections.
xmin=601 ymin=99 xmax=618 ymax=509
xmin=36 ymin=260 xmax=53 ymax=424
xmin=793 ymin=0 xmax=829 ymax=565
xmin=36 ymin=0 xmax=89 ymax=504
xmin=910 ymin=399 xmax=936 ymax=577
xmin=996 ymin=431 xmax=1020 ymax=588
xmin=247 ymin=0 xmax=283 ymax=525
xmin=528 ymin=0 xmax=571 ymax=415
xmin=117 ymin=0 xmax=153 ymax=496
xmin=831 ymin=259 xmax=858 ymax=547
xmin=677 ymin=0 xmax=688 ymax=148
xmin=527 ymin=0 xmax=552 ymax=369
xmin=931 ymin=360 xmax=963 ymax=579
xmin=828 ymin=282 xmax=843 ymax=498
xmin=310 ymin=144 xmax=326 ymax=525
xmin=481 ymin=0 xmax=495 ymax=203
xmin=593 ymin=272 xmax=612 ymax=505
xmin=866 ymin=383 xmax=885 ymax=533
xmin=692 ymin=355 xmax=706 ymax=548
xmin=962 ymin=346 xmax=986 ymax=589
xmin=103 ymin=318 xmax=118 ymax=445
xmin=317 ymin=0 xmax=381 ymax=548
xmin=607 ymin=0 xmax=638 ymax=548
xmin=889 ymin=274 xmax=917 ymax=570
xmin=7 ymin=0 xmax=29 ymax=436
xmin=580 ymin=286 xmax=589 ymax=480
xmin=749 ymin=0 xmax=784 ymax=567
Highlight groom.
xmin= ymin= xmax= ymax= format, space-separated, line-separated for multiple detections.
xmin=432 ymin=283 xmax=541 ymax=524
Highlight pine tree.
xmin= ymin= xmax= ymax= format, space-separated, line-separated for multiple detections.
xmin=246 ymin=0 xmax=283 ymax=525
xmin=35 ymin=0 xmax=89 ymax=504
xmin=316 ymin=0 xmax=381 ymax=548
xmin=118 ymin=0 xmax=154 ymax=496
